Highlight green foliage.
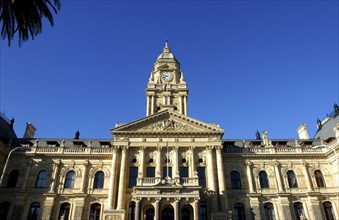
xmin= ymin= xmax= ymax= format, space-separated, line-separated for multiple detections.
xmin=0 ymin=0 xmax=61 ymax=46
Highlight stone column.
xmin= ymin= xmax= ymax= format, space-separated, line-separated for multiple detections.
xmin=151 ymin=95 xmax=154 ymax=114
xmin=139 ymin=147 xmax=145 ymax=177
xmin=156 ymin=145 xmax=162 ymax=178
xmin=49 ymin=159 xmax=61 ymax=193
xmin=154 ymin=199 xmax=160 ymax=220
xmin=302 ymin=160 xmax=313 ymax=191
xmin=246 ymin=160 xmax=255 ymax=193
xmin=174 ymin=199 xmax=180 ymax=220
xmin=107 ymin=147 xmax=118 ymax=210
xmin=146 ymin=96 xmax=150 ymax=116
xmin=22 ymin=161 xmax=32 ymax=191
xmin=215 ymin=146 xmax=228 ymax=211
xmin=189 ymin=147 xmax=196 ymax=177
xmin=183 ymin=95 xmax=187 ymax=115
xmin=80 ymin=160 xmax=89 ymax=193
xmin=206 ymin=146 xmax=218 ymax=211
xmin=173 ymin=146 xmax=179 ymax=179
xmin=193 ymin=199 xmax=200 ymax=220
xmin=179 ymin=95 xmax=183 ymax=114
xmin=117 ymin=146 xmax=128 ymax=210
xmin=135 ymin=199 xmax=140 ymax=220
xmin=273 ymin=161 xmax=284 ymax=193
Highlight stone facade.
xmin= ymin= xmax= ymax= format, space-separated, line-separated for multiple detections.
xmin=0 ymin=43 xmax=338 ymax=220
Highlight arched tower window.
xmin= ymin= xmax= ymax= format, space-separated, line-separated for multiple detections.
xmin=64 ymin=171 xmax=75 ymax=188
xmin=230 ymin=171 xmax=242 ymax=189
xmin=314 ymin=170 xmax=326 ymax=188
xmin=287 ymin=170 xmax=298 ymax=188
xmin=93 ymin=171 xmax=104 ymax=189
xmin=35 ymin=170 xmax=48 ymax=188
xmin=259 ymin=171 xmax=269 ymax=188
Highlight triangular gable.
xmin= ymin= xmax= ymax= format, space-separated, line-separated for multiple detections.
xmin=111 ymin=110 xmax=224 ymax=136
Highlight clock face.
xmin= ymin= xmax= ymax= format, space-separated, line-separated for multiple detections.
xmin=161 ymin=72 xmax=173 ymax=82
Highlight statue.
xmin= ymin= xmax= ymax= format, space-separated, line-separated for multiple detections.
xmin=255 ymin=130 xmax=261 ymax=140
xmin=334 ymin=103 xmax=339 ymax=114
xmin=9 ymin=117 xmax=14 ymax=128
xmin=317 ymin=119 xmax=322 ymax=129
xmin=74 ymin=130 xmax=80 ymax=139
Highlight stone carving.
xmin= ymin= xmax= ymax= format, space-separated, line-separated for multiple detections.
xmin=138 ymin=119 xmax=196 ymax=131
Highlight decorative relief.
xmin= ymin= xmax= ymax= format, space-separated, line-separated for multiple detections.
xmin=137 ymin=119 xmax=198 ymax=131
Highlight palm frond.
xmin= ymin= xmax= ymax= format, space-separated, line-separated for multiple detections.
xmin=0 ymin=0 xmax=61 ymax=46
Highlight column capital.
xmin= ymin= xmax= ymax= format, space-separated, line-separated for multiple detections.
xmin=301 ymin=160 xmax=308 ymax=166
xmin=189 ymin=146 xmax=195 ymax=151
xmin=215 ymin=145 xmax=222 ymax=152
xmin=246 ymin=160 xmax=252 ymax=166
xmin=206 ymin=146 xmax=215 ymax=151
xmin=140 ymin=146 xmax=146 ymax=151
xmin=271 ymin=160 xmax=280 ymax=166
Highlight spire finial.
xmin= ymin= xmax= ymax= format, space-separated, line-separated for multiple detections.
xmin=164 ymin=40 xmax=170 ymax=53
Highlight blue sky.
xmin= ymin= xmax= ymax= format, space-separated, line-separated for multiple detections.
xmin=0 ymin=0 xmax=338 ymax=140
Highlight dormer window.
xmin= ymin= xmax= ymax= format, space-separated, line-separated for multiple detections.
xmin=73 ymin=141 xmax=86 ymax=147
xmin=99 ymin=141 xmax=111 ymax=148
xmin=46 ymin=141 xmax=60 ymax=147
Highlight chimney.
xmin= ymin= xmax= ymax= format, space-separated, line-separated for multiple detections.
xmin=297 ymin=123 xmax=310 ymax=139
xmin=23 ymin=122 xmax=36 ymax=138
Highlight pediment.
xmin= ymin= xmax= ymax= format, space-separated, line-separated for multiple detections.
xmin=111 ymin=110 xmax=224 ymax=136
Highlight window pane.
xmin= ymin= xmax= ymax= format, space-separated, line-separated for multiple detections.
xmin=129 ymin=167 xmax=138 ymax=188
xmin=259 ymin=171 xmax=269 ymax=188
xmin=94 ymin=171 xmax=104 ymax=189
xmin=264 ymin=203 xmax=275 ymax=220
xmin=230 ymin=171 xmax=242 ymax=189
xmin=90 ymin=203 xmax=101 ymax=220
xmin=315 ymin=170 xmax=326 ymax=188
xmin=293 ymin=202 xmax=304 ymax=220
xmin=7 ymin=169 xmax=19 ymax=187
xmin=128 ymin=202 xmax=135 ymax=220
xmin=233 ymin=203 xmax=246 ymax=220
xmin=59 ymin=203 xmax=71 ymax=220
xmin=64 ymin=171 xmax=75 ymax=188
xmin=146 ymin=167 xmax=155 ymax=177
xmin=27 ymin=202 xmax=40 ymax=220
xmin=180 ymin=167 xmax=189 ymax=178
xmin=197 ymin=167 xmax=206 ymax=187
xmin=287 ymin=171 xmax=298 ymax=188
xmin=163 ymin=167 xmax=172 ymax=178
xmin=36 ymin=170 xmax=48 ymax=188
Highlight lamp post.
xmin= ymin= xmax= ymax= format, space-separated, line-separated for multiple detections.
xmin=0 ymin=146 xmax=30 ymax=187
xmin=313 ymin=144 xmax=339 ymax=215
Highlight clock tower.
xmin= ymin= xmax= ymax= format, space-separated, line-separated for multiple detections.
xmin=146 ymin=41 xmax=188 ymax=116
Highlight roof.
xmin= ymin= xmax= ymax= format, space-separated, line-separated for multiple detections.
xmin=314 ymin=105 xmax=339 ymax=140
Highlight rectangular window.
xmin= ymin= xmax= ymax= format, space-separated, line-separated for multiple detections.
xmin=163 ymin=167 xmax=172 ymax=178
xmin=180 ymin=167 xmax=189 ymax=178
xmin=128 ymin=167 xmax=138 ymax=188
xmin=197 ymin=167 xmax=206 ymax=187
xmin=146 ymin=167 xmax=155 ymax=177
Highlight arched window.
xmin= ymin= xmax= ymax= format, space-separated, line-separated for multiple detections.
xmin=89 ymin=203 xmax=101 ymax=220
xmin=259 ymin=171 xmax=269 ymax=188
xmin=323 ymin=202 xmax=335 ymax=220
xmin=59 ymin=203 xmax=71 ymax=220
xmin=233 ymin=203 xmax=246 ymax=220
xmin=287 ymin=170 xmax=298 ymax=188
xmin=128 ymin=202 xmax=135 ymax=220
xmin=315 ymin=170 xmax=326 ymax=188
xmin=7 ymin=169 xmax=19 ymax=187
xmin=181 ymin=207 xmax=191 ymax=220
xmin=0 ymin=201 xmax=10 ymax=220
xmin=27 ymin=202 xmax=40 ymax=220
xmin=263 ymin=203 xmax=275 ymax=220
xmin=64 ymin=171 xmax=75 ymax=188
xmin=93 ymin=171 xmax=104 ymax=189
xmin=293 ymin=202 xmax=304 ymax=220
xmin=35 ymin=170 xmax=48 ymax=188
xmin=230 ymin=171 xmax=242 ymax=189
xmin=200 ymin=201 xmax=207 ymax=220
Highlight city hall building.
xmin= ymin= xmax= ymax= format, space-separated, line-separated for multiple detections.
xmin=0 ymin=43 xmax=338 ymax=220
